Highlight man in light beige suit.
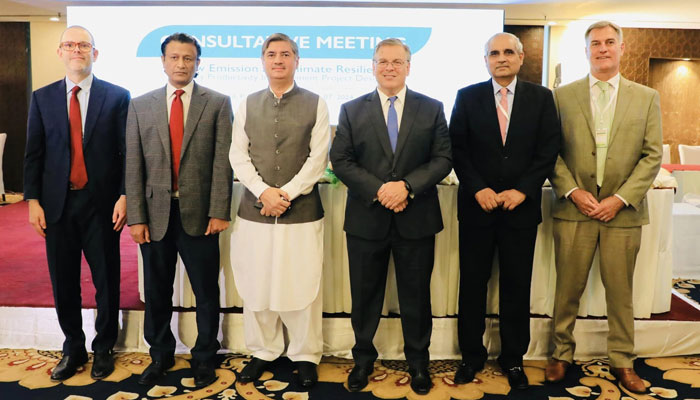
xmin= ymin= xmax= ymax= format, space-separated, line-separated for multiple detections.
xmin=545 ymin=21 xmax=662 ymax=394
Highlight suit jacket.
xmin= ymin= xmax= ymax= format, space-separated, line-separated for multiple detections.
xmin=449 ymin=79 xmax=560 ymax=228
xmin=330 ymin=88 xmax=452 ymax=240
xmin=550 ymin=76 xmax=662 ymax=227
xmin=125 ymin=82 xmax=233 ymax=241
xmin=24 ymin=76 xmax=130 ymax=223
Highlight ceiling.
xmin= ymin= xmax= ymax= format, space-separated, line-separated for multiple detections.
xmin=2 ymin=0 xmax=700 ymax=28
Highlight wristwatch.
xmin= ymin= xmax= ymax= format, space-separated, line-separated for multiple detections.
xmin=402 ymin=179 xmax=412 ymax=194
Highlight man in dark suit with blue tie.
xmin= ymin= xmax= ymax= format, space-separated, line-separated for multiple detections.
xmin=448 ymin=32 xmax=560 ymax=390
xmin=24 ymin=26 xmax=130 ymax=381
xmin=330 ymin=38 xmax=452 ymax=396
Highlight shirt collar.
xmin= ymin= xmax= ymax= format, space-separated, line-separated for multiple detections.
xmin=492 ymin=76 xmax=517 ymax=95
xmin=268 ymin=82 xmax=295 ymax=99
xmin=65 ymin=73 xmax=94 ymax=94
xmin=376 ymin=85 xmax=407 ymax=105
xmin=589 ymin=73 xmax=620 ymax=90
xmin=166 ymin=80 xmax=195 ymax=98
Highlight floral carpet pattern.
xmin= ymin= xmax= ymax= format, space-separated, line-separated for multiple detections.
xmin=673 ymin=278 xmax=700 ymax=310
xmin=0 ymin=349 xmax=699 ymax=399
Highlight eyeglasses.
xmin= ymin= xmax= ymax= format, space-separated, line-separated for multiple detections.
xmin=374 ymin=59 xmax=408 ymax=69
xmin=60 ymin=41 xmax=93 ymax=52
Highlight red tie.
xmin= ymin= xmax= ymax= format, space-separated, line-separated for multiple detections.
xmin=170 ymin=89 xmax=185 ymax=191
xmin=69 ymin=86 xmax=88 ymax=189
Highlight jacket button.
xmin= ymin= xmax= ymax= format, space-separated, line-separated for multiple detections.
xmin=274 ymin=118 xmax=278 ymax=123
xmin=391 ymin=173 xmax=397 ymax=178
xmin=590 ymin=174 xmax=595 ymax=178
xmin=592 ymin=151 xmax=596 ymax=156
xmin=275 ymin=166 xmax=281 ymax=171
xmin=504 ymin=156 xmax=509 ymax=160
xmin=275 ymin=149 xmax=280 ymax=155
xmin=274 ymin=134 xmax=279 ymax=138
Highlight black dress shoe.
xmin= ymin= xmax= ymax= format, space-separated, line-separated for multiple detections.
xmin=347 ymin=365 xmax=372 ymax=392
xmin=91 ymin=351 xmax=115 ymax=380
xmin=505 ymin=366 xmax=529 ymax=390
xmin=296 ymin=361 xmax=318 ymax=389
xmin=239 ymin=357 xmax=269 ymax=384
xmin=409 ymin=367 xmax=432 ymax=395
xmin=454 ymin=362 xmax=480 ymax=384
xmin=194 ymin=363 xmax=217 ymax=388
xmin=51 ymin=353 xmax=88 ymax=381
xmin=138 ymin=359 xmax=174 ymax=386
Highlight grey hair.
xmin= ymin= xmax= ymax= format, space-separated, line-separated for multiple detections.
xmin=484 ymin=32 xmax=523 ymax=56
xmin=373 ymin=38 xmax=412 ymax=62
xmin=261 ymin=33 xmax=299 ymax=58
xmin=60 ymin=25 xmax=95 ymax=46
xmin=585 ymin=21 xmax=623 ymax=43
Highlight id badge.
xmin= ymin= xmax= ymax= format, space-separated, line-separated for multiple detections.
xmin=595 ymin=128 xmax=608 ymax=148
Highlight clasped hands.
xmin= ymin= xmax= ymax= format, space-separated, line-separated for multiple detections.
xmin=377 ymin=181 xmax=408 ymax=213
xmin=569 ymin=188 xmax=624 ymax=223
xmin=258 ymin=187 xmax=291 ymax=217
xmin=475 ymin=188 xmax=526 ymax=212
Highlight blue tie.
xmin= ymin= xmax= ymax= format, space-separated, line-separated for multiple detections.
xmin=387 ymin=96 xmax=399 ymax=152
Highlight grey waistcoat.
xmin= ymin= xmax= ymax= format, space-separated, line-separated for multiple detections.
xmin=237 ymin=85 xmax=324 ymax=224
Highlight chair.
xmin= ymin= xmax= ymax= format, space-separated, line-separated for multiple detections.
xmin=662 ymin=144 xmax=671 ymax=164
xmin=678 ymin=145 xmax=700 ymax=165
xmin=0 ymin=133 xmax=6 ymax=201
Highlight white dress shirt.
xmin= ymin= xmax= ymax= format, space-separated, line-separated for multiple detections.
xmin=65 ymin=74 xmax=93 ymax=136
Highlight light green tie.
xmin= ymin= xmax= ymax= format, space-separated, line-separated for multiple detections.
xmin=594 ymin=81 xmax=613 ymax=187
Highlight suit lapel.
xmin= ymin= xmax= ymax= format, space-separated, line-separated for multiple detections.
xmin=150 ymin=86 xmax=171 ymax=160
xmin=505 ymin=79 xmax=528 ymax=148
xmin=181 ymin=82 xmax=208 ymax=157
xmin=365 ymin=91 xmax=394 ymax=161
xmin=393 ymin=89 xmax=418 ymax=166
xmin=573 ymin=77 xmax=595 ymax=140
xmin=481 ymin=80 xmax=503 ymax=148
xmin=608 ymin=77 xmax=632 ymax=148
xmin=52 ymin=79 xmax=70 ymax=149
xmin=83 ymin=76 xmax=105 ymax=147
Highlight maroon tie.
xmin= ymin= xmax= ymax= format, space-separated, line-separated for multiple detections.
xmin=69 ymin=86 xmax=88 ymax=189
xmin=170 ymin=89 xmax=184 ymax=191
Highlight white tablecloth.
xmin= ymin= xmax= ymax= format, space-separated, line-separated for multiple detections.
xmin=672 ymin=202 xmax=700 ymax=279
xmin=672 ymin=170 xmax=700 ymax=202
xmin=138 ymin=184 xmax=673 ymax=318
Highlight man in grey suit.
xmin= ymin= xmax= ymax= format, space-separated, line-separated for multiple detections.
xmin=545 ymin=21 xmax=662 ymax=394
xmin=330 ymin=38 xmax=452 ymax=395
xmin=126 ymin=32 xmax=233 ymax=388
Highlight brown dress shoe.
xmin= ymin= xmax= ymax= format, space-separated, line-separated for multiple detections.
xmin=545 ymin=359 xmax=570 ymax=383
xmin=611 ymin=367 xmax=646 ymax=393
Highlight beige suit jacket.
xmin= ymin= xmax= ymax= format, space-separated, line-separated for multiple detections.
xmin=550 ymin=76 xmax=662 ymax=227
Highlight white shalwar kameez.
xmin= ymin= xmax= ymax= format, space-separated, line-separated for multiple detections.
xmin=229 ymin=86 xmax=330 ymax=364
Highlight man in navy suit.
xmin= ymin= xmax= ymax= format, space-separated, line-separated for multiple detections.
xmin=330 ymin=38 xmax=452 ymax=395
xmin=24 ymin=26 xmax=130 ymax=381
xmin=448 ymin=32 xmax=560 ymax=390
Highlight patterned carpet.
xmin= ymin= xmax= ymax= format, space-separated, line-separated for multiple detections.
xmin=673 ymin=278 xmax=700 ymax=311
xmin=1 ymin=350 xmax=699 ymax=400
